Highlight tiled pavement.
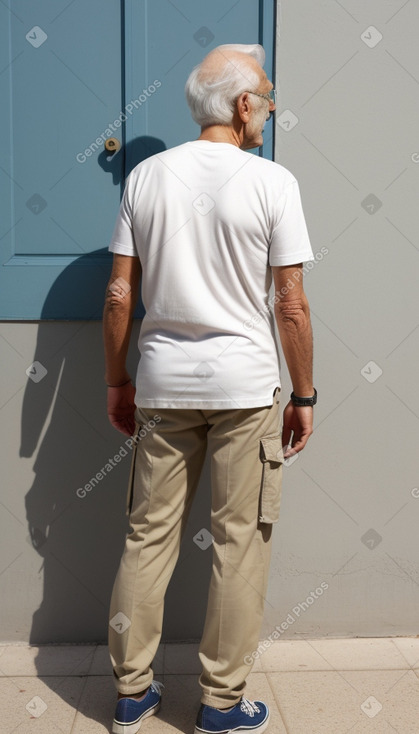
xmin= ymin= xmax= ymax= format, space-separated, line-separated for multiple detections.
xmin=1 ymin=638 xmax=419 ymax=733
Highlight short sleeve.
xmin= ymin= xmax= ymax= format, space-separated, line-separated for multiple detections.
xmin=269 ymin=179 xmax=314 ymax=266
xmin=108 ymin=173 xmax=137 ymax=257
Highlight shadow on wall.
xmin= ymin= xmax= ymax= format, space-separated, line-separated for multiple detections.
xmin=18 ymin=138 xmax=213 ymax=723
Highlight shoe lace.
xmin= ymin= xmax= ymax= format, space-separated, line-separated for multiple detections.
xmin=240 ymin=698 xmax=260 ymax=717
xmin=150 ymin=680 xmax=165 ymax=695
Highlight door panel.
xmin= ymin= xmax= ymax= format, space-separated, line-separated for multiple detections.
xmin=0 ymin=0 xmax=124 ymax=318
xmin=0 ymin=0 xmax=275 ymax=319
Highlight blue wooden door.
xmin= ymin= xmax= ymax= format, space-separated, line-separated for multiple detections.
xmin=0 ymin=0 xmax=275 ymax=319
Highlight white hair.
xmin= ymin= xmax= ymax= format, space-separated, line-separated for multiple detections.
xmin=185 ymin=44 xmax=266 ymax=128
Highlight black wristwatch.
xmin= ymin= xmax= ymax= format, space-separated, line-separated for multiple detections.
xmin=290 ymin=388 xmax=317 ymax=407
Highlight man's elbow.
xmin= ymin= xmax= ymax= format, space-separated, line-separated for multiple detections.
xmin=274 ymin=294 xmax=310 ymax=329
xmin=104 ymin=275 xmax=138 ymax=314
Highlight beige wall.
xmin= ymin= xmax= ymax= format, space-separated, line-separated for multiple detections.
xmin=0 ymin=0 xmax=418 ymax=643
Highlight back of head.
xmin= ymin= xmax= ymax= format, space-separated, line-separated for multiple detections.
xmin=185 ymin=44 xmax=266 ymax=128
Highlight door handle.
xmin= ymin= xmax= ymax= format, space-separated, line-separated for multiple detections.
xmin=104 ymin=137 xmax=121 ymax=153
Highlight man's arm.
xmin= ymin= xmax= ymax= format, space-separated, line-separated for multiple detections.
xmin=272 ymin=263 xmax=314 ymax=458
xmin=103 ymin=253 xmax=141 ymax=436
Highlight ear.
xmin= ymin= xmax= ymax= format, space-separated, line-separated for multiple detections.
xmin=236 ymin=92 xmax=252 ymax=123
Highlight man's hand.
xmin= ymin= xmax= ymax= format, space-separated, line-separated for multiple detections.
xmin=107 ymin=381 xmax=136 ymax=436
xmin=282 ymin=400 xmax=313 ymax=458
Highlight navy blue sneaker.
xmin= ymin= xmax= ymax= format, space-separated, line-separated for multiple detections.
xmin=194 ymin=697 xmax=269 ymax=733
xmin=112 ymin=680 xmax=164 ymax=733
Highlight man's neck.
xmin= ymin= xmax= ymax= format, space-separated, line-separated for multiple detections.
xmin=198 ymin=125 xmax=242 ymax=148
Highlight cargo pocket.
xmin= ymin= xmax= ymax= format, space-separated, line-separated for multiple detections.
xmin=259 ymin=435 xmax=284 ymax=524
xmin=125 ymin=419 xmax=142 ymax=517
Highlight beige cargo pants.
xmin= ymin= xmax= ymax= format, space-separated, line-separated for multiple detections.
xmin=108 ymin=387 xmax=283 ymax=708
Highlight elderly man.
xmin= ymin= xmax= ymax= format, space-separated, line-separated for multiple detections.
xmin=104 ymin=44 xmax=315 ymax=734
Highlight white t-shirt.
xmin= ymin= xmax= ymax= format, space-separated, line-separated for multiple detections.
xmin=109 ymin=140 xmax=314 ymax=409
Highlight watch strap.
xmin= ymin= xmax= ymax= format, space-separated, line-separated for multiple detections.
xmin=290 ymin=388 xmax=317 ymax=407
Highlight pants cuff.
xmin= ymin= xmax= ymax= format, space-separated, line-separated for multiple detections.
xmin=113 ymin=674 xmax=153 ymax=696
xmin=200 ymin=693 xmax=242 ymax=708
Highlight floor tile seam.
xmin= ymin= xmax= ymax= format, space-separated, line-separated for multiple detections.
xmin=264 ymin=670 xmax=291 ymax=734
xmin=68 ymin=673 xmax=90 ymax=734
xmin=389 ymin=637 xmax=419 ymax=669
xmin=1 ymin=666 xmax=417 ymax=678
xmin=85 ymin=643 xmax=100 ymax=676
xmin=261 ymin=665 xmax=415 ymax=673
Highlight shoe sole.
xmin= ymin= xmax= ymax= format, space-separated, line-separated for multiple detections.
xmin=112 ymin=701 xmax=160 ymax=734
xmin=194 ymin=711 xmax=270 ymax=734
